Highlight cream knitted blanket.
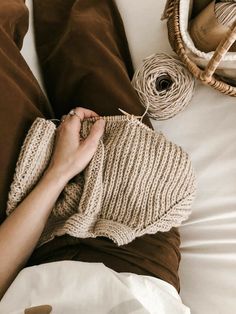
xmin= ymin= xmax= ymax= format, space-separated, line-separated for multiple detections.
xmin=6 ymin=115 xmax=196 ymax=247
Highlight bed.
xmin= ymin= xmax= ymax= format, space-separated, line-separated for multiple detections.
xmin=20 ymin=1 xmax=236 ymax=313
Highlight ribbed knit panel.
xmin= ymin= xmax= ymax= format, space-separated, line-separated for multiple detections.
xmin=6 ymin=119 xmax=56 ymax=215
xmin=6 ymin=116 xmax=196 ymax=247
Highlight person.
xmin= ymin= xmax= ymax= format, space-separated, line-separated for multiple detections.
xmin=0 ymin=0 xmax=184 ymax=311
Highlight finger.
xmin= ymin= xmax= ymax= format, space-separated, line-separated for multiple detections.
xmin=79 ymin=119 xmax=105 ymax=154
xmin=56 ymin=115 xmax=81 ymax=143
xmin=56 ymin=114 xmax=67 ymax=131
xmin=59 ymin=114 xmax=72 ymax=126
xmin=60 ymin=115 xmax=67 ymax=122
xmin=64 ymin=107 xmax=98 ymax=127
xmin=59 ymin=107 xmax=101 ymax=135
xmin=74 ymin=107 xmax=99 ymax=120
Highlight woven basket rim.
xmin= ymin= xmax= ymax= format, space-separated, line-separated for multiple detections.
xmin=166 ymin=0 xmax=236 ymax=95
xmin=179 ymin=0 xmax=236 ymax=61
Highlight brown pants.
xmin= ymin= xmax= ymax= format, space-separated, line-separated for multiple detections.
xmin=0 ymin=0 xmax=181 ymax=292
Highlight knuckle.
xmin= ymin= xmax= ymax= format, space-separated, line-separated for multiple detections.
xmin=59 ymin=121 xmax=71 ymax=132
xmin=75 ymin=107 xmax=84 ymax=119
xmin=75 ymin=107 xmax=83 ymax=113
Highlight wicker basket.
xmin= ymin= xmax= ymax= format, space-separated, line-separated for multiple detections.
xmin=162 ymin=0 xmax=236 ymax=96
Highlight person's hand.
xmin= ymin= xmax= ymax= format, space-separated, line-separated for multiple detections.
xmin=45 ymin=107 xmax=105 ymax=184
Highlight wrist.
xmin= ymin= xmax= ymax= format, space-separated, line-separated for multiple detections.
xmin=42 ymin=167 xmax=70 ymax=188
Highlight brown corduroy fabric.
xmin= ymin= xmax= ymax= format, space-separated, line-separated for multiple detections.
xmin=32 ymin=0 xmax=152 ymax=128
xmin=0 ymin=0 xmax=54 ymax=225
xmin=0 ymin=0 xmax=182 ymax=292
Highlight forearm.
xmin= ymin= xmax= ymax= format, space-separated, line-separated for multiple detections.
xmin=0 ymin=107 xmax=105 ymax=300
xmin=0 ymin=169 xmax=68 ymax=299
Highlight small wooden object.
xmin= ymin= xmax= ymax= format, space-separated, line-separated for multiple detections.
xmin=162 ymin=0 xmax=236 ymax=96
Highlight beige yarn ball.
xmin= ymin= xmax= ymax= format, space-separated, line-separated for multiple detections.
xmin=132 ymin=53 xmax=195 ymax=120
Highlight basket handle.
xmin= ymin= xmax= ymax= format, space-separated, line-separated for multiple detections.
xmin=161 ymin=0 xmax=175 ymax=20
xmin=201 ymin=23 xmax=236 ymax=81
xmin=170 ymin=0 xmax=236 ymax=96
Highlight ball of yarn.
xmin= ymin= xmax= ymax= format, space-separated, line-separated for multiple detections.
xmin=132 ymin=53 xmax=195 ymax=120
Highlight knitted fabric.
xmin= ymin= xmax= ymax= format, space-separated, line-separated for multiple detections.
xmin=6 ymin=116 xmax=196 ymax=247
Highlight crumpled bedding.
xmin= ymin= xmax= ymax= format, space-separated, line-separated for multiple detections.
xmin=0 ymin=261 xmax=190 ymax=314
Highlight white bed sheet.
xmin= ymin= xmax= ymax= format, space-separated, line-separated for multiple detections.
xmin=21 ymin=1 xmax=236 ymax=313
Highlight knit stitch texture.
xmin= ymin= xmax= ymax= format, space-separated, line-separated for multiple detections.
xmin=6 ymin=116 xmax=196 ymax=247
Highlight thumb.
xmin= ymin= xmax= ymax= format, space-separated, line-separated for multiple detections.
xmin=80 ymin=119 xmax=105 ymax=155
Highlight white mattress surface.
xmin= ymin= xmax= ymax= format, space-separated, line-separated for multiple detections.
xmin=21 ymin=1 xmax=236 ymax=314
